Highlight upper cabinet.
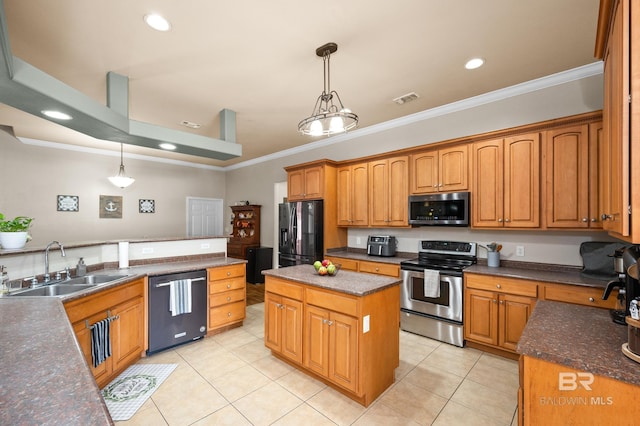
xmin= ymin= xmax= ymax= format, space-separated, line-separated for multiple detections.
xmin=410 ymin=145 xmax=469 ymax=194
xmin=595 ymin=0 xmax=638 ymax=241
xmin=472 ymin=133 xmax=540 ymax=228
xmin=287 ymin=164 xmax=325 ymax=201
xmin=369 ymin=156 xmax=409 ymax=227
xmin=337 ymin=162 xmax=368 ymax=227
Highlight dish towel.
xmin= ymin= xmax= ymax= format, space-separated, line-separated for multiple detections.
xmin=91 ymin=317 xmax=113 ymax=368
xmin=169 ymin=279 xmax=192 ymax=316
xmin=423 ymin=269 xmax=441 ymax=298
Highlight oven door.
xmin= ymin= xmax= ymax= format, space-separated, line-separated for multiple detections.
xmin=400 ymin=269 xmax=462 ymax=323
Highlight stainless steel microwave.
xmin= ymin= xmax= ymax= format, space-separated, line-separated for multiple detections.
xmin=408 ymin=192 xmax=470 ymax=226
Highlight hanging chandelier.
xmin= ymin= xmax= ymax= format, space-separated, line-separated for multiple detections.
xmin=298 ymin=42 xmax=358 ymax=137
xmin=108 ymin=143 xmax=135 ymax=188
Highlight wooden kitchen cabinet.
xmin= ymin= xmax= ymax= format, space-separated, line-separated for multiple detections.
xmin=287 ymin=164 xmax=324 ymax=201
xmin=336 ymin=162 xmax=368 ymax=226
xmin=265 ymin=292 xmax=303 ymax=364
xmin=207 ymin=264 xmax=246 ymax=333
xmin=368 ymin=156 xmax=409 ymax=227
xmin=472 ymin=133 xmax=540 ymax=228
xmin=64 ymin=278 xmax=146 ymax=388
xmin=227 ymin=204 xmax=260 ymax=259
xmin=464 ymin=273 xmax=537 ymax=354
xmin=324 ymin=256 xmax=400 ymax=278
xmin=541 ymin=282 xmax=618 ymax=309
xmin=410 ymin=145 xmax=468 ymax=194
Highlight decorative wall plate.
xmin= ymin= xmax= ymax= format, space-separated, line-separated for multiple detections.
xmin=139 ymin=199 xmax=155 ymax=213
xmin=57 ymin=195 xmax=79 ymax=212
xmin=100 ymin=195 xmax=122 ymax=219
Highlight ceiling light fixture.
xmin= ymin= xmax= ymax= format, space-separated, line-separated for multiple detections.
xmin=465 ymin=58 xmax=485 ymax=70
xmin=159 ymin=143 xmax=176 ymax=150
xmin=298 ymin=42 xmax=358 ymax=137
xmin=108 ymin=143 xmax=135 ymax=188
xmin=41 ymin=110 xmax=72 ymax=120
xmin=144 ymin=14 xmax=171 ymax=31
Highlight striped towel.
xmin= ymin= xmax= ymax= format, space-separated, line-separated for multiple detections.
xmin=91 ymin=318 xmax=113 ymax=368
xmin=169 ymin=279 xmax=192 ymax=316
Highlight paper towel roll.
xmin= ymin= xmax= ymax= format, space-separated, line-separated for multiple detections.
xmin=118 ymin=241 xmax=129 ymax=269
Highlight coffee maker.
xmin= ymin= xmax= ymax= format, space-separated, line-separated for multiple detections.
xmin=602 ymin=246 xmax=640 ymax=324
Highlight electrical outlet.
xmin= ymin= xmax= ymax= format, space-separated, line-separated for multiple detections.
xmin=516 ymin=246 xmax=525 ymax=257
xmin=356 ymin=237 xmax=362 ymax=245
xmin=363 ymin=315 xmax=370 ymax=333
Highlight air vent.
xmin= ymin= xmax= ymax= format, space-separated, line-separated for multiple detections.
xmin=181 ymin=120 xmax=201 ymax=129
xmin=393 ymin=92 xmax=419 ymax=105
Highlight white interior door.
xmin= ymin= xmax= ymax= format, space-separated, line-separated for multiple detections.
xmin=187 ymin=197 xmax=223 ymax=237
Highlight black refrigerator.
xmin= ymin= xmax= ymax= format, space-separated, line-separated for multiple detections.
xmin=278 ymin=200 xmax=323 ymax=267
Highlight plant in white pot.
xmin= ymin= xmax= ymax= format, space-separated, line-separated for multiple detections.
xmin=0 ymin=214 xmax=34 ymax=250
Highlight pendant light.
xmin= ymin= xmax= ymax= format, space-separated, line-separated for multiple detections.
xmin=298 ymin=42 xmax=358 ymax=136
xmin=108 ymin=143 xmax=135 ymax=188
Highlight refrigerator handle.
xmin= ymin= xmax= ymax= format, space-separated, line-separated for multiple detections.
xmin=290 ymin=204 xmax=297 ymax=254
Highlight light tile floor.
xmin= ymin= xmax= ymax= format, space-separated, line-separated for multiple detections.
xmin=116 ymin=303 xmax=519 ymax=426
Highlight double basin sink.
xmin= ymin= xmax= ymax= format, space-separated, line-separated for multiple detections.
xmin=11 ymin=274 xmax=130 ymax=297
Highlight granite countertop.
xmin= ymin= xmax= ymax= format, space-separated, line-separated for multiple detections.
xmin=465 ymin=263 xmax=612 ymax=289
xmin=325 ymin=249 xmax=415 ymax=265
xmin=262 ymin=264 xmax=401 ymax=296
xmin=0 ymin=298 xmax=114 ymax=426
xmin=517 ymin=300 xmax=640 ymax=386
xmin=1 ymin=256 xmax=247 ymax=425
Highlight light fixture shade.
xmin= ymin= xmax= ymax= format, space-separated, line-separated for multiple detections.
xmin=298 ymin=43 xmax=358 ymax=137
xmin=109 ymin=144 xmax=135 ymax=188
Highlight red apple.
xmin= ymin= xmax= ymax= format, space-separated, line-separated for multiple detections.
xmin=321 ymin=259 xmax=331 ymax=267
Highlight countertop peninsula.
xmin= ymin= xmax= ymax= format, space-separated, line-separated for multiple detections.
xmin=517 ymin=300 xmax=640 ymax=386
xmin=262 ymin=264 xmax=401 ymax=296
xmin=1 ymin=256 xmax=246 ymax=425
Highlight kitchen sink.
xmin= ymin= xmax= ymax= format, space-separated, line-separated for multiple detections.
xmin=12 ymin=284 xmax=97 ymax=297
xmin=65 ymin=274 xmax=129 ymax=285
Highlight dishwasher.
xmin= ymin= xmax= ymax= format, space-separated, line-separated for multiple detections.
xmin=147 ymin=269 xmax=208 ymax=355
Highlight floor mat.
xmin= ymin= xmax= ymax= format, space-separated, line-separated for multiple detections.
xmin=102 ymin=363 xmax=177 ymax=421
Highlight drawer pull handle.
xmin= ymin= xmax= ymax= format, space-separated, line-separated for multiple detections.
xmin=496 ymin=284 xmax=501 ymax=289
xmin=227 ymin=272 xmax=231 ymax=276
xmin=228 ymin=312 xmax=232 ymax=317
xmin=227 ymin=296 xmax=231 ymax=302
xmin=227 ymin=284 xmax=231 ymax=289
xmin=589 ymin=297 xmax=595 ymax=302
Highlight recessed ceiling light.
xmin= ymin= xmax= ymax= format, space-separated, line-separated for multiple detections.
xmin=465 ymin=58 xmax=485 ymax=70
xmin=393 ymin=92 xmax=420 ymax=105
xmin=144 ymin=14 xmax=171 ymax=31
xmin=41 ymin=110 xmax=72 ymax=120
xmin=180 ymin=120 xmax=201 ymax=129
xmin=159 ymin=143 xmax=177 ymax=150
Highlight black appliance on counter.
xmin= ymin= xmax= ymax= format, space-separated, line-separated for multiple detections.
xmin=147 ymin=269 xmax=208 ymax=355
xmin=278 ymin=200 xmax=323 ymax=267
xmin=367 ymin=235 xmax=397 ymax=257
xmin=602 ymin=245 xmax=640 ymax=324
xmin=246 ymin=246 xmax=273 ymax=284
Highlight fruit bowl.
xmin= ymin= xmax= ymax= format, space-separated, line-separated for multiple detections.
xmin=313 ymin=260 xmax=341 ymax=276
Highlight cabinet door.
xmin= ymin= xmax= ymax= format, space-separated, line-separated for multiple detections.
xmin=351 ymin=163 xmax=369 ymax=226
xmin=281 ymin=297 xmax=303 ymax=364
xmin=504 ymin=133 xmax=540 ymax=228
xmin=304 ymin=305 xmax=330 ymax=377
xmin=588 ymin=121 xmax=604 ymax=229
xmin=71 ymin=312 xmax=111 ymax=386
xmin=472 ymin=139 xmax=504 ymax=227
xmin=410 ymin=150 xmax=439 ymax=194
xmin=265 ymin=292 xmax=283 ymax=352
xmin=303 ymin=166 xmax=324 ymax=200
xmin=111 ymin=295 xmax=145 ymax=373
xmin=368 ymin=159 xmax=389 ymax=226
xmin=439 ymin=145 xmax=469 ymax=192
xmin=287 ymin=169 xmax=305 ymax=201
xmin=329 ymin=311 xmax=358 ymax=393
xmin=498 ymin=294 xmax=535 ymax=351
xmin=464 ymin=288 xmax=497 ymax=345
xmin=387 ymin=156 xmax=409 ymax=226
xmin=544 ymin=125 xmax=589 ymax=228
xmin=336 ymin=166 xmax=352 ymax=226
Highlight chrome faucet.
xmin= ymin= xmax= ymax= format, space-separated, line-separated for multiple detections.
xmin=44 ymin=241 xmax=66 ymax=283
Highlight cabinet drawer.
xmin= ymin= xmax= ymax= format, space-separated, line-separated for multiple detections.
xmin=209 ymin=277 xmax=245 ymax=294
xmin=306 ymin=287 xmax=358 ymax=317
xmin=326 ymin=257 xmax=359 ymax=272
xmin=210 ymin=288 xmax=245 ymax=307
xmin=543 ymin=283 xmax=616 ymax=309
xmin=209 ymin=301 xmax=245 ymax=328
xmin=209 ymin=264 xmax=245 ymax=281
xmin=359 ymin=261 xmax=400 ymax=277
xmin=265 ymin=277 xmax=304 ymax=300
xmin=465 ymin=273 xmax=538 ymax=297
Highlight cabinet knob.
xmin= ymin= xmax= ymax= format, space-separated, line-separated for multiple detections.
xmin=227 ymin=272 xmax=231 ymax=276
xmin=227 ymin=296 xmax=231 ymax=302
xmin=499 ymin=300 xmax=504 ymax=305
xmin=589 ymin=297 xmax=595 ymax=302
xmin=433 ymin=184 xmax=438 ymax=188
xmin=438 ymin=183 xmax=443 ymax=187
xmin=602 ymin=214 xmax=613 ymax=221
xmin=375 ymin=267 xmax=379 ymax=272
xmin=505 ymin=218 xmax=510 ymax=223
xmin=498 ymin=218 xmax=503 ymax=223
xmin=227 ymin=284 xmax=231 ymax=289
xmin=227 ymin=312 xmax=232 ymax=317
xmin=496 ymin=284 xmax=501 ymax=289
xmin=493 ymin=299 xmax=497 ymax=303
xmin=591 ymin=218 xmax=597 ymax=222
xmin=582 ymin=218 xmax=588 ymax=222
xmin=276 ymin=303 xmax=284 ymax=309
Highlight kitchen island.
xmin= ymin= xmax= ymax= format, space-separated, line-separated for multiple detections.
xmin=516 ymin=300 xmax=640 ymax=425
xmin=262 ymin=265 xmax=401 ymax=407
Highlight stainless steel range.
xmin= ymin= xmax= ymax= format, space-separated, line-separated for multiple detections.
xmin=400 ymin=240 xmax=477 ymax=347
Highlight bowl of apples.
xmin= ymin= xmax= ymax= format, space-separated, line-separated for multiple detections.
xmin=313 ymin=259 xmax=341 ymax=276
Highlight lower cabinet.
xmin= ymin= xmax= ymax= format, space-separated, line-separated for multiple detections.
xmin=464 ymin=273 xmax=537 ymax=354
xmin=207 ymin=264 xmax=246 ymax=332
xmin=64 ymin=278 xmax=146 ymax=388
xmin=264 ymin=275 xmax=399 ymax=406
xmin=325 ymin=256 xmax=400 ymax=278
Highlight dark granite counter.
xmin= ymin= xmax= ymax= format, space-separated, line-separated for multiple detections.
xmin=262 ymin=264 xmax=401 ymax=296
xmin=325 ymin=249 xmax=415 ymax=265
xmin=465 ymin=263 xmax=611 ymax=289
xmin=517 ymin=300 xmax=640 ymax=386
xmin=1 ymin=256 xmax=247 ymax=425
xmin=0 ymin=298 xmax=113 ymax=425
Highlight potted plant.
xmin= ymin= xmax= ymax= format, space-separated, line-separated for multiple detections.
xmin=0 ymin=213 xmax=34 ymax=250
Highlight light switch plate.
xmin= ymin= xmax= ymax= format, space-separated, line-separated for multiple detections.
xmin=363 ymin=315 xmax=370 ymax=333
